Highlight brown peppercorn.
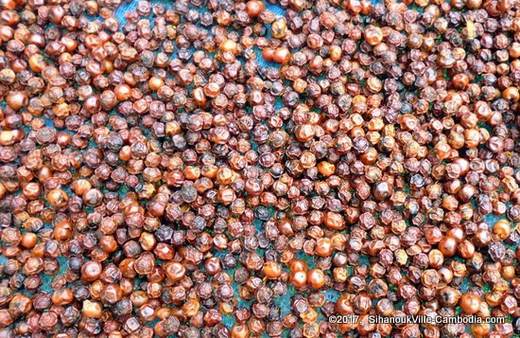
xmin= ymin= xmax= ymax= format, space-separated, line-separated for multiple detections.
xmin=364 ymin=25 xmax=383 ymax=45
xmin=317 ymin=161 xmax=335 ymax=177
xmin=493 ymin=220 xmax=511 ymax=240
xmin=20 ymin=232 xmax=37 ymax=249
xmin=82 ymin=300 xmax=103 ymax=318
xmin=81 ymin=261 xmax=102 ymax=282
xmin=148 ymin=77 xmax=164 ymax=91
xmin=246 ymin=0 xmax=265 ymax=17
xmin=439 ymin=287 xmax=461 ymax=306
xmin=438 ymin=236 xmax=457 ymax=257
xmin=53 ymin=219 xmax=72 ymax=241
xmin=51 ymin=288 xmax=73 ymax=305
xmin=458 ymin=240 xmax=475 ymax=259
xmin=315 ymin=237 xmax=332 ymax=257
xmin=289 ymin=259 xmax=308 ymax=272
xmin=273 ymin=47 xmax=291 ymax=64
xmin=9 ymin=294 xmax=32 ymax=317
xmin=262 ymin=48 xmax=275 ymax=62
xmin=501 ymin=265 xmax=515 ymax=280
xmin=46 ymin=188 xmax=68 ymax=209
xmin=459 ymin=293 xmax=481 ymax=315
xmin=231 ymin=324 xmax=250 ymax=338
xmin=324 ymin=212 xmax=345 ymax=230
xmin=290 ymin=271 xmax=308 ymax=288
xmin=220 ymin=40 xmax=238 ymax=55
xmin=6 ymin=91 xmax=28 ymax=110
xmin=307 ymin=269 xmax=326 ymax=289
xmin=263 ymin=261 xmax=282 ymax=279
xmin=164 ymin=262 xmax=186 ymax=282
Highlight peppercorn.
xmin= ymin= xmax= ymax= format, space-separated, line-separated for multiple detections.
xmin=460 ymin=293 xmax=481 ymax=315
xmin=438 ymin=236 xmax=457 ymax=257
xmin=307 ymin=269 xmax=326 ymax=289
xmin=263 ymin=261 xmax=282 ymax=279
xmin=493 ymin=219 xmax=511 ymax=240
xmin=246 ymin=0 xmax=265 ymax=17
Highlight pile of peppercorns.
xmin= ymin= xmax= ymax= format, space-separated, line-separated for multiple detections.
xmin=0 ymin=0 xmax=519 ymax=336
